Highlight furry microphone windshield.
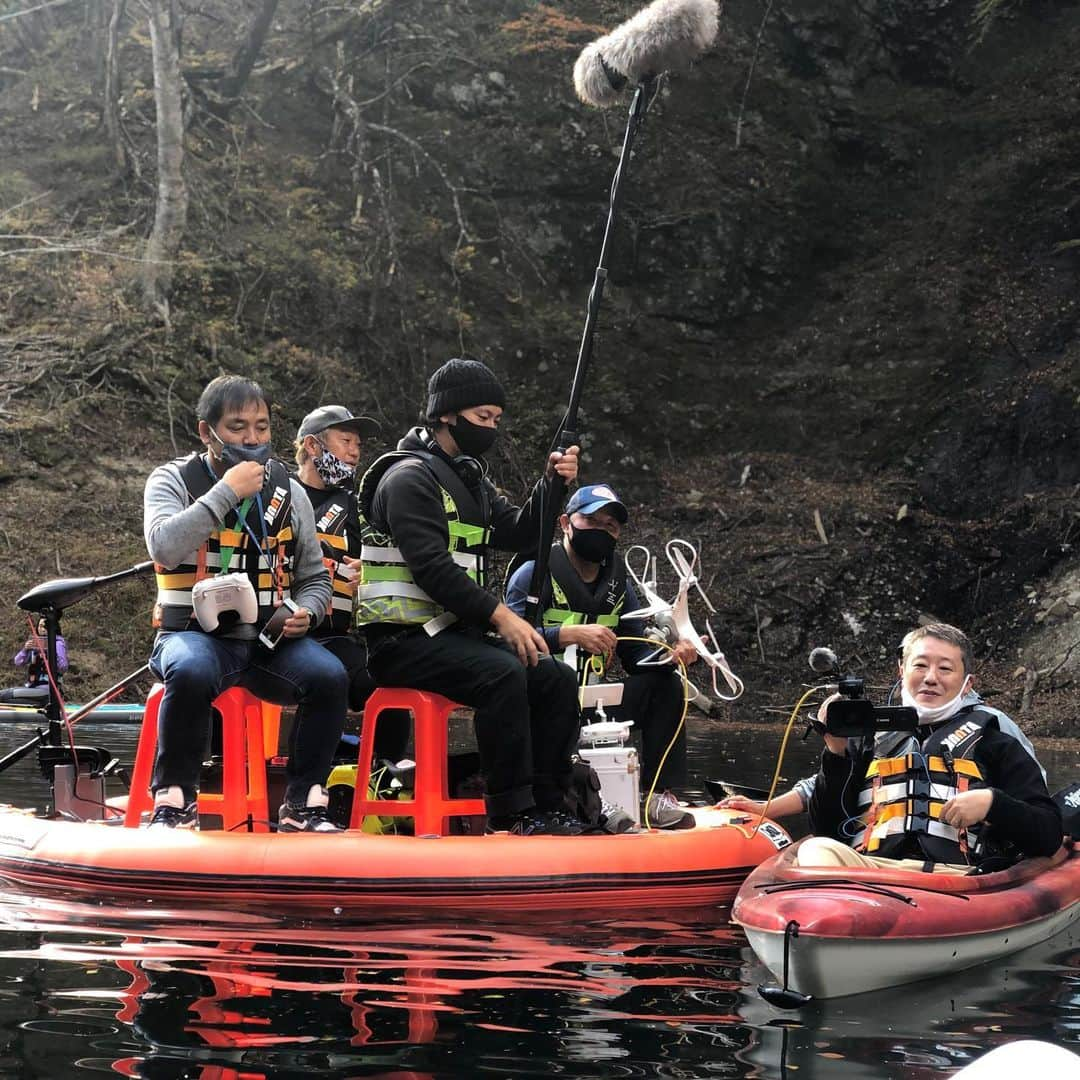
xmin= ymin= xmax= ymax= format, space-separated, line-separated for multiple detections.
xmin=573 ymin=0 xmax=719 ymax=108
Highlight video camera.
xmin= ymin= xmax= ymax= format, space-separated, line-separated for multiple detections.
xmin=808 ymin=647 xmax=918 ymax=738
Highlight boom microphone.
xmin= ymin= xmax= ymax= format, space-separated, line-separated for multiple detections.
xmin=808 ymin=646 xmax=839 ymax=674
xmin=573 ymin=0 xmax=719 ymax=108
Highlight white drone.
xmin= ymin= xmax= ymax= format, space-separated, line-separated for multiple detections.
xmin=622 ymin=539 xmax=744 ymax=703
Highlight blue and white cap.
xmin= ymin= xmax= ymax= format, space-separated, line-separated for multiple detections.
xmin=565 ymin=484 xmax=628 ymax=523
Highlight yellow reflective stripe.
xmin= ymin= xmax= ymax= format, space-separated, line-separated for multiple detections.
xmin=155 ymin=571 xmax=198 ymax=589
xmin=363 ymin=566 xmax=414 ymax=583
xmin=320 ymin=534 xmax=348 ymax=552
xmin=926 ymin=756 xmax=983 ymax=780
xmin=449 ymin=520 xmax=487 ymax=547
xmin=544 ymin=609 xmax=582 ymax=626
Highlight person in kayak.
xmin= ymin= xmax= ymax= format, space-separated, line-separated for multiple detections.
xmin=292 ymin=404 xmax=409 ymax=765
xmin=354 ymin=358 xmax=585 ymax=836
xmin=504 ymin=483 xmax=700 ymax=828
xmin=143 ymin=375 xmax=347 ymax=832
xmin=799 ymin=622 xmax=1061 ymax=871
xmin=0 ymin=618 xmax=68 ymax=705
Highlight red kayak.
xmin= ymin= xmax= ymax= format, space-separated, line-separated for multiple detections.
xmin=732 ymin=837 xmax=1080 ymax=999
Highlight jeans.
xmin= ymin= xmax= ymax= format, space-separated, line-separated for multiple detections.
xmin=149 ymin=630 xmax=348 ymax=805
xmin=365 ymin=627 xmax=580 ymax=817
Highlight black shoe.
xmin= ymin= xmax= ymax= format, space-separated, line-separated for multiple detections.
xmin=147 ymin=802 xmax=198 ymax=830
xmin=489 ymin=808 xmax=585 ymax=836
xmin=277 ymin=801 xmax=343 ymax=833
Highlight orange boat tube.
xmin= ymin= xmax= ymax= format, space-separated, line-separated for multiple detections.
xmin=0 ymin=806 xmax=791 ymax=916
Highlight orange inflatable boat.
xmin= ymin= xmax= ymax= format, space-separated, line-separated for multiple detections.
xmin=0 ymin=805 xmax=791 ymax=916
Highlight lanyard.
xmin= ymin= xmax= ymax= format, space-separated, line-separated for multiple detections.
xmin=203 ymin=455 xmax=273 ymax=575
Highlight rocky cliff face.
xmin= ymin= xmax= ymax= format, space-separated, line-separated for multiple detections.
xmin=0 ymin=0 xmax=1076 ymax=729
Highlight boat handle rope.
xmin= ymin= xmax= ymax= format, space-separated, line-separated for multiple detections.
xmin=759 ymin=877 xmax=973 ymax=903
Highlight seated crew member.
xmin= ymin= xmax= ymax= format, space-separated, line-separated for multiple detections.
xmin=354 ymin=357 xmax=584 ymax=836
xmin=143 ymin=375 xmax=348 ymax=831
xmin=801 ymin=622 xmax=1061 ymax=871
xmin=505 ymin=484 xmax=699 ymax=828
xmin=293 ymin=404 xmax=409 ymax=763
xmin=0 ymin=619 xmax=68 ymax=705
xmin=722 ymin=653 xmax=1046 ymax=821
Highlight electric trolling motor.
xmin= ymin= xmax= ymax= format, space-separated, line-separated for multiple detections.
xmin=2 ymin=563 xmax=153 ymax=819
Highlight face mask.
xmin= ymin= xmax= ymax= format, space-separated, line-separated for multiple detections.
xmin=448 ymin=414 xmax=498 ymax=457
xmin=209 ymin=426 xmax=272 ymax=469
xmin=568 ymin=525 xmax=617 ymax=565
xmin=901 ymin=675 xmax=972 ymax=726
xmin=312 ymin=441 xmax=356 ymax=487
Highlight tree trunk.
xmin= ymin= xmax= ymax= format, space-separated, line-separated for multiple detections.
xmin=143 ymin=0 xmax=187 ymax=313
xmin=103 ymin=0 xmax=130 ymax=175
xmin=219 ymin=0 xmax=279 ymax=100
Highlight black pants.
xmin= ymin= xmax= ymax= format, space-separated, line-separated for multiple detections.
xmin=365 ymin=627 xmax=580 ymax=817
xmin=310 ymin=634 xmax=410 ymax=762
xmin=607 ymin=668 xmax=687 ymax=793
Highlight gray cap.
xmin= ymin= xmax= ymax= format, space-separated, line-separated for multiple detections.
xmin=297 ymin=405 xmax=380 ymax=440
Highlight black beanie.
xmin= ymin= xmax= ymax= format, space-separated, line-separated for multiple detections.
xmin=425 ymin=358 xmax=506 ymax=421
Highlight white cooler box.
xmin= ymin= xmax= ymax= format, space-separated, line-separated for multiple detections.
xmin=577 ymin=708 xmax=641 ymax=825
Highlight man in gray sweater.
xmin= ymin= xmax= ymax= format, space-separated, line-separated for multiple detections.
xmin=143 ymin=375 xmax=347 ymax=831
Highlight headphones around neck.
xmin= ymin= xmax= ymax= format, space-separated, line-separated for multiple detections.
xmin=420 ymin=427 xmax=487 ymax=487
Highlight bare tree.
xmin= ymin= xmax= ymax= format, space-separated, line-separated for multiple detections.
xmin=102 ymin=0 xmax=132 ymax=175
xmin=219 ymin=0 xmax=280 ymax=100
xmin=142 ymin=0 xmax=187 ymax=314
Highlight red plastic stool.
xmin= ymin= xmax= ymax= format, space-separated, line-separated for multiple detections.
xmin=124 ymin=684 xmax=281 ymax=832
xmin=350 ymin=688 xmax=486 ymax=836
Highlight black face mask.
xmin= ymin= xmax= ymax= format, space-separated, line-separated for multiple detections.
xmin=449 ymin=414 xmax=498 ymax=457
xmin=209 ymin=426 xmax=272 ymax=469
xmin=568 ymin=526 xmax=617 ymax=565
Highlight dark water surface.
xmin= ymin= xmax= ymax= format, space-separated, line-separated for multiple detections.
xmin=0 ymin=719 xmax=1078 ymax=1079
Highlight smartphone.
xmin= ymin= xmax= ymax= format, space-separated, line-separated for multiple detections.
xmin=258 ymin=598 xmax=299 ymax=650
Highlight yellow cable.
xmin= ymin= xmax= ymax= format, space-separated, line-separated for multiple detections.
xmin=607 ymin=635 xmax=688 ymax=830
xmin=750 ymin=683 xmax=831 ymax=836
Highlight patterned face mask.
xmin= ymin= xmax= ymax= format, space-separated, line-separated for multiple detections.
xmin=312 ymin=441 xmax=357 ymax=487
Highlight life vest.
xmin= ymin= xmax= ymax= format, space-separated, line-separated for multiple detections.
xmin=353 ymin=449 xmax=490 ymax=636
xmin=852 ymin=708 xmax=1002 ymax=864
xmin=152 ymin=454 xmax=294 ymax=632
xmin=540 ymin=542 xmax=625 ymax=673
xmin=306 ymin=484 xmax=364 ymax=634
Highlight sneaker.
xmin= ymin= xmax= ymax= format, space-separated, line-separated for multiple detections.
xmin=489 ymin=808 xmax=585 ymax=836
xmin=148 ymin=801 xmax=198 ymax=830
xmin=644 ymin=791 xmax=696 ymax=830
xmin=278 ymin=784 xmax=343 ymax=833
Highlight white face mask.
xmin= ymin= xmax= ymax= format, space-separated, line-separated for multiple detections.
xmin=901 ymin=675 xmax=972 ymax=726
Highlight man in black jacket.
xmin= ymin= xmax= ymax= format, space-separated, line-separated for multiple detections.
xmin=354 ymin=358 xmax=584 ymax=836
xmin=802 ymin=622 xmax=1062 ymax=871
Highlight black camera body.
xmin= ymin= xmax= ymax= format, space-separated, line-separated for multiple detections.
xmin=807 ymin=646 xmax=918 ymax=738
xmin=825 ymin=678 xmax=918 ymax=737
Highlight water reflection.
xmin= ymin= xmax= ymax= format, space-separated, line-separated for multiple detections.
xmin=0 ymin=891 xmax=1079 ymax=1079
xmin=0 ymin=721 xmax=1078 ymax=1077
xmin=0 ymin=895 xmax=754 ymax=1078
